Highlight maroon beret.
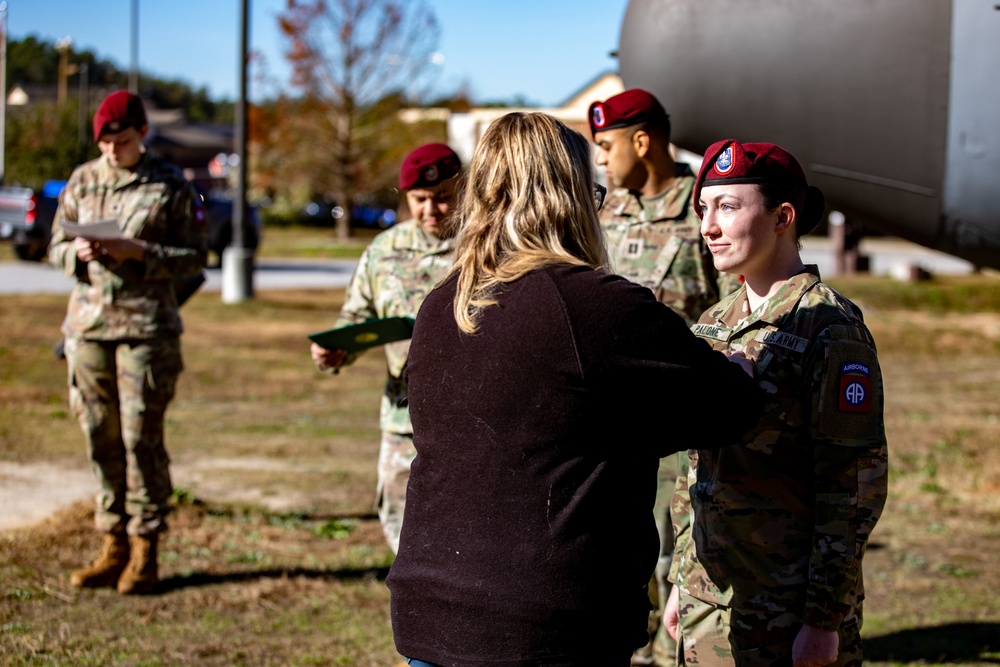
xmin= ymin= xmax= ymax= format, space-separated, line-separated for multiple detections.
xmin=93 ymin=91 xmax=147 ymax=141
xmin=588 ymin=88 xmax=669 ymax=138
xmin=399 ymin=143 xmax=462 ymax=191
xmin=695 ymin=139 xmax=824 ymax=233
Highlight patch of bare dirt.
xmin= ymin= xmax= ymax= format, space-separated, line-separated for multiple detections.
xmin=0 ymin=455 xmax=373 ymax=533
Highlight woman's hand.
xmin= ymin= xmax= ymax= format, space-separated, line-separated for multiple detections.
xmin=726 ymin=351 xmax=754 ymax=377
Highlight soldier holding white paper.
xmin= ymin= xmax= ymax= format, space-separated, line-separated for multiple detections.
xmin=48 ymin=90 xmax=207 ymax=595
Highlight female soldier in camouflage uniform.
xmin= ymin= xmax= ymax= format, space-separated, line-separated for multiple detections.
xmin=665 ymin=140 xmax=888 ymax=667
xmin=49 ymin=91 xmax=208 ymax=595
xmin=589 ymin=87 xmax=743 ymax=667
xmin=310 ymin=143 xmax=461 ymax=553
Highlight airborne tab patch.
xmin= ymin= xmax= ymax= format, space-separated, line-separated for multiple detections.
xmin=839 ymin=362 xmax=871 ymax=413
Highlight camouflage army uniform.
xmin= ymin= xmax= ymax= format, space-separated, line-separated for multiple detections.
xmin=48 ymin=151 xmax=208 ymax=537
xmin=670 ymin=266 xmax=888 ymax=667
xmin=601 ymin=163 xmax=740 ymax=666
xmin=332 ymin=219 xmax=454 ymax=553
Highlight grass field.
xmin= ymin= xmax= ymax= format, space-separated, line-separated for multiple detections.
xmin=246 ymin=226 xmax=378 ymax=262
xmin=2 ymin=269 xmax=999 ymax=665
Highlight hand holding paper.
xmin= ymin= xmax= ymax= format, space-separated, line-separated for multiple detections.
xmin=60 ymin=219 xmax=123 ymax=240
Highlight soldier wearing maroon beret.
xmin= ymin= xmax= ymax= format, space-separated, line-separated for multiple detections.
xmin=310 ymin=143 xmax=462 ymax=554
xmin=50 ymin=90 xmax=208 ymax=596
xmin=589 ymin=88 xmax=739 ymax=667
xmin=664 ymin=140 xmax=888 ymax=667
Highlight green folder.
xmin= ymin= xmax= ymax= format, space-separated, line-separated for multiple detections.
xmin=308 ymin=316 xmax=416 ymax=353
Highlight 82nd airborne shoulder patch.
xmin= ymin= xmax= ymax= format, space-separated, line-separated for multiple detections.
xmin=838 ymin=361 xmax=871 ymax=413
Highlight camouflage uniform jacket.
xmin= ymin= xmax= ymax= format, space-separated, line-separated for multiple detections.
xmin=599 ymin=163 xmax=739 ymax=325
xmin=49 ymin=152 xmax=208 ymax=341
xmin=671 ymin=266 xmax=888 ymax=631
xmin=335 ymin=219 xmax=454 ymax=434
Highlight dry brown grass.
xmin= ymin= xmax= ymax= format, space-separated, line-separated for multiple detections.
xmin=2 ymin=276 xmax=1000 ymax=664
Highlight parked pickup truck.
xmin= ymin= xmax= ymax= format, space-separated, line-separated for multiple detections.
xmin=0 ymin=180 xmax=260 ymax=263
xmin=0 ymin=181 xmax=61 ymax=261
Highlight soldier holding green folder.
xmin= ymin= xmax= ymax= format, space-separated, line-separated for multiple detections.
xmin=310 ymin=143 xmax=462 ymax=553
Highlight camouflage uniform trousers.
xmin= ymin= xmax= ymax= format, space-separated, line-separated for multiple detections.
xmin=635 ymin=452 xmax=680 ymax=666
xmin=65 ymin=336 xmax=181 ymax=537
xmin=675 ymin=592 xmax=733 ymax=667
xmin=728 ymin=608 xmax=862 ymax=667
xmin=376 ymin=430 xmax=416 ymax=554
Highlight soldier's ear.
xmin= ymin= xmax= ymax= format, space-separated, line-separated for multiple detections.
xmin=631 ymin=130 xmax=650 ymax=158
xmin=775 ymin=202 xmax=796 ymax=234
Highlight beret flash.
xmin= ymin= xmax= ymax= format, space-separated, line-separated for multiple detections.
xmin=588 ymin=88 xmax=669 ymax=138
xmin=399 ymin=143 xmax=462 ymax=191
xmin=93 ymin=90 xmax=148 ymax=141
xmin=695 ymin=139 xmax=826 ymax=234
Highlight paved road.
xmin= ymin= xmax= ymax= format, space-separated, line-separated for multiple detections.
xmin=0 ymin=238 xmax=978 ymax=296
xmin=0 ymin=257 xmax=360 ymax=295
xmin=800 ymin=237 xmax=976 ymax=278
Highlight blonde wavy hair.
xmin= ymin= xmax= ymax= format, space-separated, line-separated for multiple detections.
xmin=450 ymin=112 xmax=609 ymax=334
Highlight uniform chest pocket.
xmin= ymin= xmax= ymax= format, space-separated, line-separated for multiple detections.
xmin=742 ymin=342 xmax=809 ymax=455
xmin=122 ymin=185 xmax=172 ymax=241
xmin=625 ymin=235 xmax=690 ymax=290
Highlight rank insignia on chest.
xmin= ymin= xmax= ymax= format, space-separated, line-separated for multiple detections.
xmin=838 ymin=362 xmax=871 ymax=413
xmin=624 ymin=239 xmax=643 ymax=259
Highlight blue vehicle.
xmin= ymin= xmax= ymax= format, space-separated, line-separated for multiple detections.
xmin=352 ymin=205 xmax=397 ymax=230
xmin=0 ymin=180 xmax=260 ymax=263
xmin=0 ymin=180 xmax=62 ymax=261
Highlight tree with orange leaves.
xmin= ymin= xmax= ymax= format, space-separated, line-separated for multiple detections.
xmin=277 ymin=0 xmax=441 ymax=238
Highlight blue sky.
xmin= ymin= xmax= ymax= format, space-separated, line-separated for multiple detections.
xmin=7 ymin=0 xmax=629 ymax=106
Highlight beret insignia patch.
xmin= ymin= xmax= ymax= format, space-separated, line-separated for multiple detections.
xmin=424 ymin=165 xmax=438 ymax=182
xmin=839 ymin=361 xmax=871 ymax=413
xmin=591 ymin=105 xmax=606 ymax=129
xmin=715 ymin=146 xmax=734 ymax=174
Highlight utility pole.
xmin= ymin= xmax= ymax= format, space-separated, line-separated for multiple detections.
xmin=77 ymin=63 xmax=89 ymax=160
xmin=222 ymin=0 xmax=254 ymax=303
xmin=0 ymin=1 xmax=7 ymax=184
xmin=129 ymin=0 xmax=139 ymax=93
xmin=56 ymin=37 xmax=79 ymax=106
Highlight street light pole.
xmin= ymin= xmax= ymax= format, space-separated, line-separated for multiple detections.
xmin=221 ymin=0 xmax=254 ymax=303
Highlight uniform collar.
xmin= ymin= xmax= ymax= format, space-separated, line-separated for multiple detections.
xmin=605 ymin=162 xmax=695 ymax=222
xmin=391 ymin=218 xmax=454 ymax=253
xmin=98 ymin=151 xmax=150 ymax=189
xmin=708 ymin=265 xmax=822 ymax=333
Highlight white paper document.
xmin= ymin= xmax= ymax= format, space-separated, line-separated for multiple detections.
xmin=59 ymin=219 xmax=123 ymax=240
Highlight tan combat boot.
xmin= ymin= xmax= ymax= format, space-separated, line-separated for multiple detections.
xmin=116 ymin=534 xmax=159 ymax=595
xmin=70 ymin=533 xmax=131 ymax=588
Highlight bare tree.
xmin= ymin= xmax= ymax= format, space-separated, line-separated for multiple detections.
xmin=278 ymin=0 xmax=441 ymax=237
